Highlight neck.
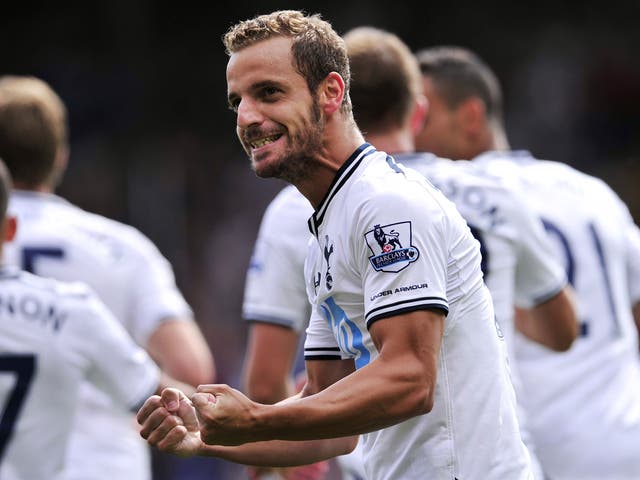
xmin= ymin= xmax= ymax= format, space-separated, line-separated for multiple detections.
xmin=13 ymin=182 xmax=53 ymax=194
xmin=295 ymin=118 xmax=364 ymax=209
xmin=485 ymin=123 xmax=510 ymax=152
xmin=467 ymin=124 xmax=510 ymax=159
xmin=364 ymin=128 xmax=414 ymax=156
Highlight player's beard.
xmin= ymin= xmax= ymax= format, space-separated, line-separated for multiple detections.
xmin=251 ymin=97 xmax=325 ymax=184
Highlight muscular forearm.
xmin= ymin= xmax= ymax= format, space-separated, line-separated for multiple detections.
xmin=251 ymin=351 xmax=434 ymax=441
xmin=196 ymin=311 xmax=442 ymax=447
xmin=199 ymin=437 xmax=357 ymax=466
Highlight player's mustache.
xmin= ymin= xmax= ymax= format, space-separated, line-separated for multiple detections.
xmin=242 ymin=126 xmax=284 ymax=144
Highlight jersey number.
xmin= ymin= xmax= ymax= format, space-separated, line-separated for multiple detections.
xmin=542 ymin=219 xmax=619 ymax=338
xmin=21 ymin=247 xmax=65 ymax=274
xmin=320 ymin=297 xmax=370 ymax=369
xmin=0 ymin=354 xmax=37 ymax=462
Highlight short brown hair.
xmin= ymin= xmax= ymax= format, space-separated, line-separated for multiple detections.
xmin=0 ymin=76 xmax=68 ymax=188
xmin=415 ymin=46 xmax=503 ymax=125
xmin=345 ymin=27 xmax=422 ymax=134
xmin=223 ymin=10 xmax=351 ymax=112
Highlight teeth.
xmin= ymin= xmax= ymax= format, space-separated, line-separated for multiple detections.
xmin=251 ymin=134 xmax=280 ymax=148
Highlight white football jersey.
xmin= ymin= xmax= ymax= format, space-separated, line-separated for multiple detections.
xmin=476 ymin=150 xmax=640 ymax=479
xmin=242 ymin=185 xmax=314 ymax=332
xmin=397 ymin=153 xmax=567 ymax=347
xmin=304 ymin=144 xmax=532 ymax=480
xmin=5 ymin=191 xmax=193 ymax=480
xmin=626 ymin=223 xmax=640 ymax=306
xmin=0 ymin=266 xmax=159 ymax=480
xmin=397 ymin=153 xmax=567 ymax=477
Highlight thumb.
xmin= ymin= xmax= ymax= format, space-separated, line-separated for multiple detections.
xmin=177 ymin=395 xmax=200 ymax=432
xmin=161 ymin=387 xmax=187 ymax=413
xmin=192 ymin=391 xmax=217 ymax=410
xmin=192 ymin=384 xmax=233 ymax=409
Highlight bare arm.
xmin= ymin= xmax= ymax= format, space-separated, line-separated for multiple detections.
xmin=515 ymin=286 xmax=578 ymax=351
xmin=138 ymin=310 xmax=442 ymax=462
xmin=147 ymin=318 xmax=215 ymax=386
xmin=241 ymin=323 xmax=330 ymax=478
xmin=242 ymin=322 xmax=299 ymax=403
xmin=202 ymin=437 xmax=356 ymax=466
xmin=156 ymin=372 xmax=196 ymax=398
xmin=634 ymin=302 xmax=640 ymax=345
xmin=138 ymin=383 xmax=356 ymax=465
xmin=195 ymin=309 xmax=443 ymax=445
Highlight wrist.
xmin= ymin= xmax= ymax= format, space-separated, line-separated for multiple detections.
xmin=251 ymin=402 xmax=281 ymax=442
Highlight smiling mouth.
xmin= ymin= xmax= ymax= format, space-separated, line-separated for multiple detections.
xmin=249 ymin=133 xmax=283 ymax=149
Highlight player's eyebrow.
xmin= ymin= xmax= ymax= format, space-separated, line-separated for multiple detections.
xmin=251 ymin=79 xmax=283 ymax=91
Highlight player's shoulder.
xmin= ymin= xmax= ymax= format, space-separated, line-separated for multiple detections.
xmin=264 ymin=185 xmax=314 ymax=221
xmin=353 ymin=150 xmax=454 ymax=220
xmin=5 ymin=266 xmax=94 ymax=301
xmin=70 ymin=203 xmax=155 ymax=248
xmin=21 ymin=192 xmax=167 ymax=261
xmin=475 ymin=150 xmax=586 ymax=182
xmin=357 ymin=150 xmax=431 ymax=196
xmin=512 ymin=154 xmax=618 ymax=200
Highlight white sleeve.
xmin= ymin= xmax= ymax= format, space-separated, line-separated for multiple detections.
xmin=68 ymin=291 xmax=160 ymax=410
xmin=303 ymin=242 xmax=344 ymax=360
xmin=625 ymin=220 xmax=640 ymax=306
xmin=127 ymin=231 xmax=194 ymax=345
xmin=511 ymin=193 xmax=568 ymax=308
xmin=604 ymin=187 xmax=640 ymax=307
xmin=304 ymin=306 xmax=344 ymax=361
xmin=242 ymin=204 xmax=312 ymax=332
xmin=357 ymin=187 xmax=449 ymax=328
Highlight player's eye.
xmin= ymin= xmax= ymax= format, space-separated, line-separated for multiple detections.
xmin=261 ymin=86 xmax=281 ymax=101
xmin=228 ymin=98 xmax=240 ymax=113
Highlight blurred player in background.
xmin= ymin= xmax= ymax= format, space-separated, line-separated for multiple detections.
xmin=0 ymin=157 xmax=193 ymax=479
xmin=415 ymin=45 xmax=640 ymax=479
xmin=242 ymin=183 xmax=365 ymax=480
xmin=343 ymin=25 xmax=577 ymax=479
xmin=137 ymin=10 xmax=533 ymax=479
xmin=0 ymin=75 xmax=215 ymax=480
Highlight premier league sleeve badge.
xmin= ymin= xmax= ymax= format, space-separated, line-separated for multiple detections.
xmin=365 ymin=221 xmax=420 ymax=273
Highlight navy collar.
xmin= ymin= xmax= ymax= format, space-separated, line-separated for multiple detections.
xmin=308 ymin=143 xmax=376 ymax=236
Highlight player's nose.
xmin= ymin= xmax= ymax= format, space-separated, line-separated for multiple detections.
xmin=236 ymin=97 xmax=263 ymax=128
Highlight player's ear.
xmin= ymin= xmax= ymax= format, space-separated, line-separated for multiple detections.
xmin=1 ymin=215 xmax=17 ymax=242
xmin=53 ymin=145 xmax=69 ymax=183
xmin=458 ymin=97 xmax=486 ymax=136
xmin=410 ymin=94 xmax=428 ymax=136
xmin=318 ymin=72 xmax=345 ymax=115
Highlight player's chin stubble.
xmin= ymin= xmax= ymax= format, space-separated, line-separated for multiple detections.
xmin=250 ymin=100 xmax=324 ymax=185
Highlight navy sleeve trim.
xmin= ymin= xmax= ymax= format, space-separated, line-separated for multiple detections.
xmin=365 ymin=296 xmax=448 ymax=324
xmin=304 ymin=355 xmax=343 ymax=361
xmin=366 ymin=303 xmax=449 ymax=329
